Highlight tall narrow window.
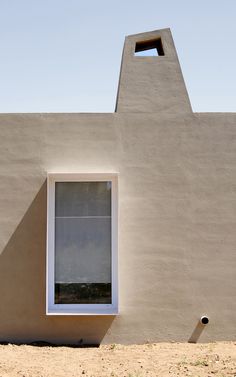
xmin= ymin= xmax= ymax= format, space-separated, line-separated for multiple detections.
xmin=47 ymin=173 xmax=118 ymax=315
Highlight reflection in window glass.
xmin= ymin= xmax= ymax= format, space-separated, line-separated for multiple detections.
xmin=54 ymin=181 xmax=112 ymax=304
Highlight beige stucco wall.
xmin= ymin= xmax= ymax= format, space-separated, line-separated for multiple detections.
xmin=0 ymin=29 xmax=235 ymax=344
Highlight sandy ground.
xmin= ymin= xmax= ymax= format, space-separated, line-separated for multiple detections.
xmin=0 ymin=342 xmax=235 ymax=377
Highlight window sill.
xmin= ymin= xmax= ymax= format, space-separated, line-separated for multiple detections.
xmin=46 ymin=305 xmax=118 ymax=316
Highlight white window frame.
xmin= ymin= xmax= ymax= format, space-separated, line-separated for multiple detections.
xmin=46 ymin=173 xmax=118 ymax=315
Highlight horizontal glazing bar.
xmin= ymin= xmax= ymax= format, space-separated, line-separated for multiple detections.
xmin=55 ymin=216 xmax=111 ymax=219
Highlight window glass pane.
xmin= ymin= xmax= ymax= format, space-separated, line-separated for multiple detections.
xmin=55 ymin=181 xmax=111 ymax=217
xmin=54 ymin=181 xmax=112 ymax=304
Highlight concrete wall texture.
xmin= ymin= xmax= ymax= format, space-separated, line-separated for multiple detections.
xmin=0 ymin=28 xmax=235 ymax=344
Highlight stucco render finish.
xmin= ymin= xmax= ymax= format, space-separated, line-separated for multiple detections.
xmin=0 ymin=29 xmax=235 ymax=344
xmin=115 ymin=29 xmax=192 ymax=113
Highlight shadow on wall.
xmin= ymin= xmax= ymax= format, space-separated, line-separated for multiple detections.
xmin=188 ymin=321 xmax=206 ymax=343
xmin=0 ymin=180 xmax=114 ymax=345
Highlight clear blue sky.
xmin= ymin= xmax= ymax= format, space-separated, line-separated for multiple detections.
xmin=0 ymin=0 xmax=235 ymax=113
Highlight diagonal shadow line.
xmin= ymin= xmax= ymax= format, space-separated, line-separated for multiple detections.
xmin=0 ymin=180 xmax=115 ymax=345
xmin=188 ymin=321 xmax=205 ymax=343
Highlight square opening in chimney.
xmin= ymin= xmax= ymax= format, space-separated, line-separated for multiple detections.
xmin=134 ymin=38 xmax=164 ymax=57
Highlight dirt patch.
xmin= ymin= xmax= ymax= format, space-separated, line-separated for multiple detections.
xmin=0 ymin=342 xmax=235 ymax=376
